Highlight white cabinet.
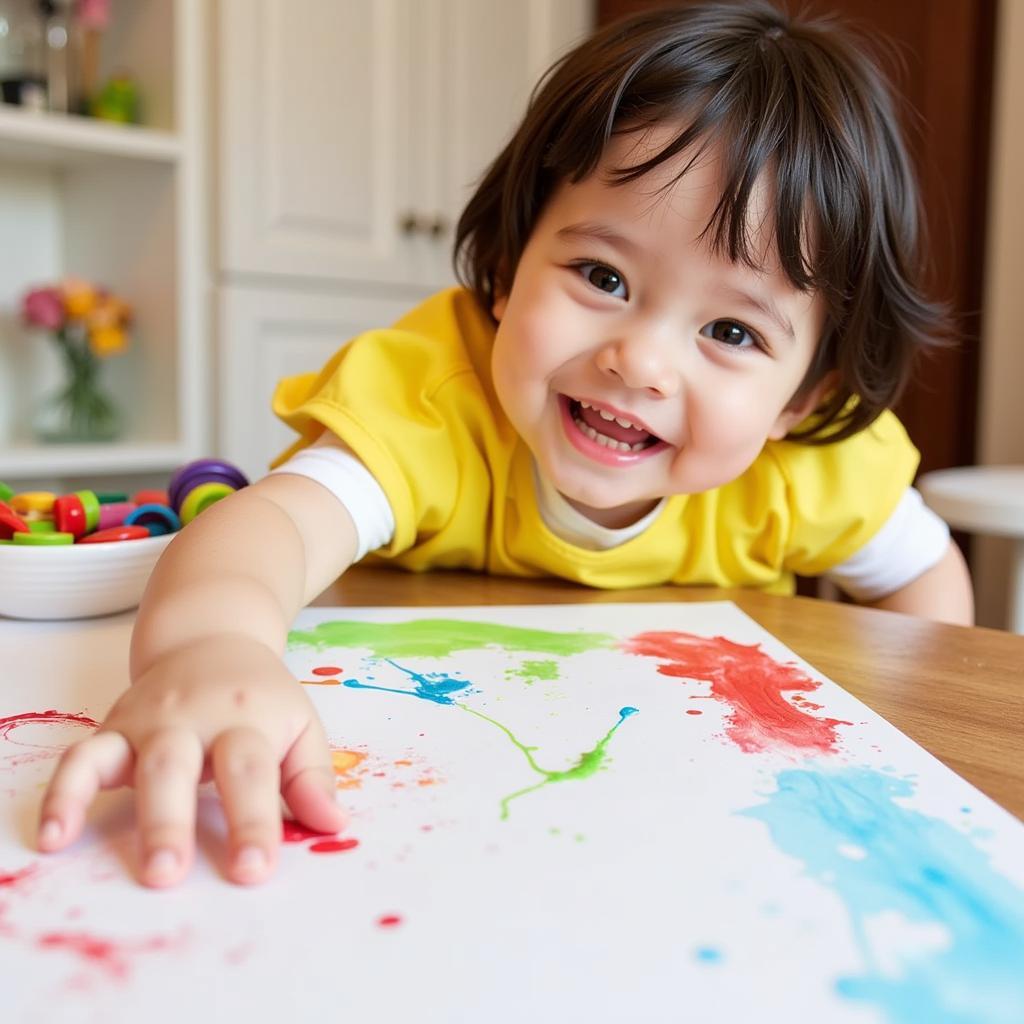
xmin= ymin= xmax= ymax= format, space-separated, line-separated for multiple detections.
xmin=216 ymin=0 xmax=593 ymax=475
xmin=219 ymin=0 xmax=417 ymax=286
xmin=0 ymin=0 xmax=210 ymax=488
xmin=218 ymin=0 xmax=592 ymax=289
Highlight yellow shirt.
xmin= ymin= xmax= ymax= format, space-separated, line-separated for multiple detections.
xmin=272 ymin=287 xmax=919 ymax=594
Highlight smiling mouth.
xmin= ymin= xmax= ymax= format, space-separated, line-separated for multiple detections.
xmin=565 ymin=397 xmax=663 ymax=452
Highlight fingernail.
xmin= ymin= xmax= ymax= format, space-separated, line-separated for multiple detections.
xmin=146 ymin=848 xmax=179 ymax=880
xmin=235 ymin=845 xmax=266 ymax=875
xmin=39 ymin=819 xmax=61 ymax=848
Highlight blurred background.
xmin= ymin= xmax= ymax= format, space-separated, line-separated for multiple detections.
xmin=0 ymin=0 xmax=1019 ymax=628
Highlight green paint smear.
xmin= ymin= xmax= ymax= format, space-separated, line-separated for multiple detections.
xmin=289 ymin=618 xmax=615 ymax=660
xmin=462 ymin=705 xmax=638 ymax=820
xmin=506 ymin=659 xmax=560 ymax=684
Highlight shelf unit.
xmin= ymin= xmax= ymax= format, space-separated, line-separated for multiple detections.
xmin=0 ymin=0 xmax=208 ymax=489
xmin=0 ymin=104 xmax=182 ymax=164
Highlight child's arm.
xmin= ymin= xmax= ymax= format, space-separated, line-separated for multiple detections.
xmin=866 ymin=539 xmax=974 ymax=625
xmin=37 ymin=472 xmax=359 ymax=888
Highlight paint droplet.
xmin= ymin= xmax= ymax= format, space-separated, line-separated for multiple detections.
xmin=686 ymin=709 xmax=703 ymax=716
xmin=331 ymin=749 xmax=366 ymax=774
xmin=377 ymin=914 xmax=402 ymax=928
xmin=695 ymin=946 xmax=723 ymax=963
xmin=309 ymin=838 xmax=359 ymax=854
xmin=282 ymin=820 xmax=333 ymax=843
xmin=312 ymin=666 xmax=343 ymax=676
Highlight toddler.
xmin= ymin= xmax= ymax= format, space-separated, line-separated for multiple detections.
xmin=38 ymin=0 xmax=973 ymax=887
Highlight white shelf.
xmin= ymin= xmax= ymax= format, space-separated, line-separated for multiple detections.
xmin=0 ymin=441 xmax=189 ymax=480
xmin=0 ymin=0 xmax=209 ymax=488
xmin=0 ymin=105 xmax=181 ymax=166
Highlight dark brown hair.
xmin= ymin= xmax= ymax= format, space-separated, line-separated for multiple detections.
xmin=454 ymin=0 xmax=951 ymax=442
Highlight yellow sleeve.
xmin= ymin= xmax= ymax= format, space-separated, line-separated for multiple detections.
xmin=269 ymin=328 xmax=477 ymax=556
xmin=772 ymin=411 xmax=921 ymax=576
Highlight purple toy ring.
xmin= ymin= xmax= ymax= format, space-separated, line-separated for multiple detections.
xmin=168 ymin=459 xmax=249 ymax=512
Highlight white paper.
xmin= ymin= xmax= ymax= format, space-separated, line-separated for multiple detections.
xmin=1 ymin=602 xmax=1022 ymax=1024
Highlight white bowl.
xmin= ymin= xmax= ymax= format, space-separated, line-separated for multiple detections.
xmin=0 ymin=533 xmax=175 ymax=620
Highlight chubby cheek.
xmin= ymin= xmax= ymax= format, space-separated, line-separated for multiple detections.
xmin=680 ymin=391 xmax=782 ymax=486
xmin=492 ymin=300 xmax=566 ymax=415
xmin=491 ymin=323 xmax=541 ymax=433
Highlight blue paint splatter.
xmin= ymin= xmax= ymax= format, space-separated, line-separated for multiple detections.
xmin=619 ymin=706 xmax=639 ymax=719
xmin=342 ymin=658 xmax=473 ymax=705
xmin=741 ymin=766 xmax=1024 ymax=1023
xmin=695 ymin=946 xmax=724 ymax=963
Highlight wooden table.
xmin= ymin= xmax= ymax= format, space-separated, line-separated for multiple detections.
xmin=319 ymin=566 xmax=1024 ymax=820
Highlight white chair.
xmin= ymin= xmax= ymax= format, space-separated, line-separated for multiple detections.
xmin=918 ymin=465 xmax=1024 ymax=633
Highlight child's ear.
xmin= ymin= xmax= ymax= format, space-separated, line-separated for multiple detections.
xmin=492 ymin=292 xmax=508 ymax=321
xmin=768 ymin=371 xmax=839 ymax=441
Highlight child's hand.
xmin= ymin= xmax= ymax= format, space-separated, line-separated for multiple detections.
xmin=36 ymin=633 xmax=345 ymax=888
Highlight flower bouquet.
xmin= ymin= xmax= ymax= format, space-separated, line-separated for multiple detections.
xmin=22 ymin=279 xmax=132 ymax=443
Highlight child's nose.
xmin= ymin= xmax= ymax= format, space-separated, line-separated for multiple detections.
xmin=594 ymin=336 xmax=680 ymax=398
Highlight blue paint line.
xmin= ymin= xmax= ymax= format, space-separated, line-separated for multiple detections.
xmin=342 ymin=658 xmax=473 ymax=706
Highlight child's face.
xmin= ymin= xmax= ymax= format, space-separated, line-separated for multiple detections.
xmin=490 ymin=128 xmax=829 ymax=527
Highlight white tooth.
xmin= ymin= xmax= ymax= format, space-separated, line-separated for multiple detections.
xmin=580 ymin=400 xmax=591 ymax=409
xmin=574 ymin=410 xmax=648 ymax=452
xmin=598 ymin=408 xmax=615 ymax=421
xmin=615 ymin=416 xmax=635 ymax=429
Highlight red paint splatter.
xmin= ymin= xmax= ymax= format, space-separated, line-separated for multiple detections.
xmin=309 ymin=838 xmax=359 ymax=854
xmin=0 ymin=709 xmax=98 ymax=737
xmin=622 ymin=631 xmax=851 ymax=754
xmin=0 ymin=710 xmax=99 ymax=770
xmin=312 ymin=666 xmax=343 ymax=676
xmin=0 ymin=864 xmax=37 ymax=889
xmin=377 ymin=914 xmax=402 ymax=928
xmin=686 ymin=709 xmax=703 ymax=716
xmin=36 ymin=930 xmax=176 ymax=980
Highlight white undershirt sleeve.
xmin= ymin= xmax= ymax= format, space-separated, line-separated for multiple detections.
xmin=823 ymin=487 xmax=950 ymax=602
xmin=268 ymin=432 xmax=396 ymax=562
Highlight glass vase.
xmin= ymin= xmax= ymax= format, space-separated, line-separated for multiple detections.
xmin=33 ymin=329 xmax=120 ymax=443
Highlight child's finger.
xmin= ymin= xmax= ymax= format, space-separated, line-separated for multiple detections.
xmin=280 ymin=718 xmax=346 ymax=834
xmin=38 ymin=731 xmax=133 ymax=852
xmin=210 ymin=727 xmax=281 ymax=886
xmin=134 ymin=727 xmax=203 ymax=888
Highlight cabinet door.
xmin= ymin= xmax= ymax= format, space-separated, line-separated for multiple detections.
xmin=411 ymin=0 xmax=593 ymax=289
xmin=218 ymin=286 xmax=421 ymax=480
xmin=218 ymin=0 xmax=416 ymax=285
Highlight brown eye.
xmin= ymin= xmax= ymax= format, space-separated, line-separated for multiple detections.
xmin=577 ymin=262 xmax=627 ymax=298
xmin=704 ymin=319 xmax=755 ymax=348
